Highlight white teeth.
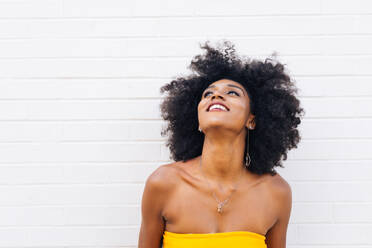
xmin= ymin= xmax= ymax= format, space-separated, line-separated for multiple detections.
xmin=209 ymin=104 xmax=227 ymax=111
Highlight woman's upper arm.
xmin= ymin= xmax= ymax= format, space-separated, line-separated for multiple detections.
xmin=138 ymin=165 xmax=172 ymax=248
xmin=265 ymin=176 xmax=292 ymax=248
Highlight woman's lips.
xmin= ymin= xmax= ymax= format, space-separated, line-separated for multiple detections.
xmin=209 ymin=109 xmax=228 ymax=112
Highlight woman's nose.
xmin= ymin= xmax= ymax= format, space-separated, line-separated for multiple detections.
xmin=211 ymin=93 xmax=224 ymax=100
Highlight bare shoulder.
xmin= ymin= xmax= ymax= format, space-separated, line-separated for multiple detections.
xmin=139 ymin=163 xmax=180 ymax=247
xmin=265 ymin=172 xmax=292 ymax=216
xmin=267 ymin=172 xmax=292 ymax=195
xmin=145 ymin=161 xmax=181 ymax=195
xmin=265 ymin=172 xmax=292 ymax=202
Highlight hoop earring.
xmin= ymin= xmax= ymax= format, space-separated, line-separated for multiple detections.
xmin=245 ymin=126 xmax=251 ymax=168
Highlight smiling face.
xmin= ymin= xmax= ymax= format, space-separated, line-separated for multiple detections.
xmin=197 ymin=79 xmax=255 ymax=134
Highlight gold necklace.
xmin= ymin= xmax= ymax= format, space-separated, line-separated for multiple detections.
xmin=198 ymin=158 xmax=245 ymax=213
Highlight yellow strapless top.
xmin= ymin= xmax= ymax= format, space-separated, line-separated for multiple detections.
xmin=162 ymin=230 xmax=267 ymax=248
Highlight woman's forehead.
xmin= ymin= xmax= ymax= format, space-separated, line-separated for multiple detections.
xmin=206 ymin=79 xmax=247 ymax=95
xmin=209 ymin=78 xmax=240 ymax=86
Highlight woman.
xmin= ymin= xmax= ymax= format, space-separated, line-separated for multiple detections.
xmin=138 ymin=40 xmax=305 ymax=248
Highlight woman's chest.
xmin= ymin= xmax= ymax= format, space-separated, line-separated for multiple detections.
xmin=162 ymin=177 xmax=277 ymax=235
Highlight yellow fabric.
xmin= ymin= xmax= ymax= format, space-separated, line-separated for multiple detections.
xmin=162 ymin=230 xmax=267 ymax=248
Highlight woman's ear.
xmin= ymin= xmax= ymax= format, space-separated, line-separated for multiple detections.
xmin=246 ymin=116 xmax=255 ymax=130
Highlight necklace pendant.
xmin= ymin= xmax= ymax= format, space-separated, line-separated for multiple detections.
xmin=217 ymin=203 xmax=223 ymax=213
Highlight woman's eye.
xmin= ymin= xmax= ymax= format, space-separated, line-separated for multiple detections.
xmin=203 ymin=90 xmax=239 ymax=98
xmin=203 ymin=91 xmax=212 ymax=97
xmin=228 ymin=90 xmax=239 ymax=96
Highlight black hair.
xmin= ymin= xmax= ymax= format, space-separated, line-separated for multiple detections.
xmin=159 ymin=40 xmax=305 ymax=175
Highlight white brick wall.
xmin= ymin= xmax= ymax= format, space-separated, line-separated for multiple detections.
xmin=0 ymin=0 xmax=371 ymax=247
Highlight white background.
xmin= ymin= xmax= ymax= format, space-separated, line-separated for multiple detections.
xmin=0 ymin=0 xmax=371 ymax=247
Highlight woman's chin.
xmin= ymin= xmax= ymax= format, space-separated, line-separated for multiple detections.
xmin=203 ymin=125 xmax=236 ymax=132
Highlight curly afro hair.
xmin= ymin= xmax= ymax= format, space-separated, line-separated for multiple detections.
xmin=159 ymin=40 xmax=305 ymax=175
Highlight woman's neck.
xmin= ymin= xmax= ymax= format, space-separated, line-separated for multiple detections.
xmin=199 ymin=129 xmax=247 ymax=186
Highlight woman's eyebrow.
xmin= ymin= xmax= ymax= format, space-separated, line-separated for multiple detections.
xmin=206 ymin=84 xmax=245 ymax=95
